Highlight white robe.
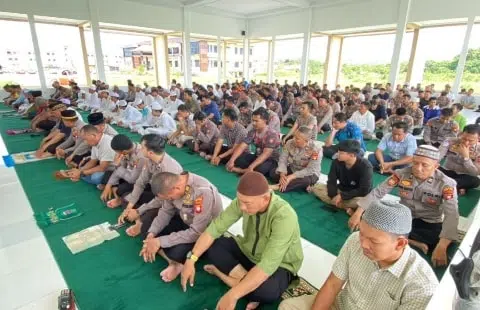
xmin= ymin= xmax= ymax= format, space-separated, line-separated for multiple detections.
xmin=162 ymin=98 xmax=183 ymax=118
xmin=114 ymin=105 xmax=143 ymax=127
xmin=136 ymin=112 xmax=176 ymax=136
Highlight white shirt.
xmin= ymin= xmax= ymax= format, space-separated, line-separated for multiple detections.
xmin=121 ymin=105 xmax=143 ymax=125
xmin=135 ymin=91 xmax=146 ymax=102
xmin=350 ymin=110 xmax=375 ymax=133
xmin=91 ymin=134 xmax=116 ymax=163
xmin=162 ymin=98 xmax=184 ymax=117
xmin=150 ymin=112 xmax=176 ymax=131
xmin=253 ymin=99 xmax=266 ymax=111
xmin=87 ymin=92 xmax=100 ymax=109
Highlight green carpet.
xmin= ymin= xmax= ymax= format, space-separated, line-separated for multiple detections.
xmin=0 ymin=107 xmax=477 ymax=307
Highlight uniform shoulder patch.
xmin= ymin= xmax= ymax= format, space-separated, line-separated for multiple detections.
xmin=194 ymin=196 xmax=203 ymax=214
xmin=442 ymin=186 xmax=454 ymax=200
xmin=387 ymin=174 xmax=400 ymax=187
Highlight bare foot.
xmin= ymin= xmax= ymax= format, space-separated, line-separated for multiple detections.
xmin=345 ymin=208 xmax=354 ymax=216
xmin=126 ymin=222 xmax=142 ymax=237
xmin=106 ymin=198 xmax=122 ymax=208
xmin=269 ymin=184 xmax=280 ymax=191
xmin=97 ymin=184 xmax=105 ymax=191
xmin=459 ymin=189 xmax=466 ymax=196
xmin=70 ymin=177 xmax=80 ymax=182
xmin=203 ymin=264 xmax=220 ymax=276
xmin=160 ymin=264 xmax=184 ymax=282
xmin=306 ymin=185 xmax=313 ymax=193
xmin=409 ymin=239 xmax=429 ymax=255
xmin=246 ymin=302 xmax=260 ymax=310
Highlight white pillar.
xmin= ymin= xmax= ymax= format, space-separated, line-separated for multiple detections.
xmin=154 ymin=35 xmax=170 ymax=87
xmin=323 ymin=35 xmax=343 ymax=88
xmin=267 ymin=36 xmax=276 ymax=83
xmin=453 ymin=16 xmax=475 ymax=96
xmin=217 ymin=37 xmax=222 ymax=84
xmin=182 ymin=8 xmax=192 ymax=88
xmin=223 ymin=40 xmax=227 ymax=82
xmin=79 ymin=26 xmax=92 ymax=86
xmin=388 ymin=0 xmax=411 ymax=87
xmin=243 ymin=38 xmax=250 ymax=81
xmin=300 ymin=10 xmax=313 ymax=85
xmin=88 ymin=0 xmax=106 ymax=82
xmin=27 ymin=14 xmax=47 ymax=93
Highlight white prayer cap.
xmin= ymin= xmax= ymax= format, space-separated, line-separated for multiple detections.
xmin=151 ymin=101 xmax=162 ymax=111
xmin=135 ymin=84 xmax=142 ymax=88
xmin=169 ymin=91 xmax=177 ymax=96
xmin=89 ymin=85 xmax=97 ymax=91
xmin=109 ymin=92 xmax=119 ymax=98
xmin=413 ymin=97 xmax=420 ymax=103
xmin=118 ymin=100 xmax=128 ymax=107
xmin=99 ymin=89 xmax=108 ymax=93
xmin=146 ymin=87 xmax=152 ymax=93
xmin=133 ymin=99 xmax=144 ymax=107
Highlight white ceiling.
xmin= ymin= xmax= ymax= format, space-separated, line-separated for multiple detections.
xmin=125 ymin=0 xmax=344 ymax=19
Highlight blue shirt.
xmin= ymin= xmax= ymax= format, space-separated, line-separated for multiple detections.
xmin=370 ymin=105 xmax=387 ymax=121
xmin=334 ymin=121 xmax=366 ymax=151
xmin=202 ymin=101 xmax=221 ymax=123
xmin=423 ymin=106 xmax=441 ymax=124
xmin=378 ymin=133 xmax=417 ymax=160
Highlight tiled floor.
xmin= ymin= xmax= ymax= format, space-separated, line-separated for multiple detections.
xmin=1 ymin=109 xmax=480 ymax=309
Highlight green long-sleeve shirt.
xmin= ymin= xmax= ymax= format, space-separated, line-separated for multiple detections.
xmin=205 ymin=193 xmax=303 ymax=276
xmin=454 ymin=114 xmax=467 ymax=131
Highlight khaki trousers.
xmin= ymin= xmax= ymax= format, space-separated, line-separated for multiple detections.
xmin=311 ymin=184 xmax=362 ymax=209
xmin=278 ymin=295 xmax=315 ymax=310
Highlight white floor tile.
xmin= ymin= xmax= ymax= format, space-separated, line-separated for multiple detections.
xmin=15 ymin=291 xmax=60 ymax=310
xmin=0 ymin=183 xmax=34 ymax=229
xmin=0 ymin=219 xmax=43 ymax=250
xmin=298 ymin=243 xmax=336 ymax=289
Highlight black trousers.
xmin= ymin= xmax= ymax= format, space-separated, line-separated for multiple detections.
xmin=147 ymin=214 xmax=194 ymax=263
xmin=206 ymin=236 xmax=293 ymax=304
xmin=36 ymin=120 xmax=56 ymax=132
xmin=100 ymin=171 xmax=135 ymax=197
xmin=409 ymin=218 xmax=442 ymax=251
xmin=134 ymin=184 xmax=155 ymax=208
xmin=269 ymin=167 xmax=319 ymax=192
xmin=412 ymin=128 xmax=423 ymax=136
xmin=320 ymin=123 xmax=331 ymax=132
xmin=216 ymin=145 xmax=232 ymax=164
xmin=439 ymin=167 xmax=480 ymax=191
xmin=235 ymin=153 xmax=278 ymax=177
xmin=66 ymin=151 xmax=90 ymax=167
xmin=46 ymin=139 xmax=65 ymax=154
xmin=185 ymin=140 xmax=215 ymax=154
xmin=283 ymin=118 xmax=295 ymax=127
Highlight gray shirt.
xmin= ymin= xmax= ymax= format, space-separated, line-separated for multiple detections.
xmin=277 ymin=139 xmax=322 ymax=178
xmin=144 ymin=173 xmax=223 ymax=248
xmin=358 ymin=167 xmax=459 ymax=241
xmin=439 ymin=138 xmax=480 ymax=176
xmin=107 ymin=143 xmax=147 ymax=185
xmin=423 ymin=117 xmax=459 ymax=144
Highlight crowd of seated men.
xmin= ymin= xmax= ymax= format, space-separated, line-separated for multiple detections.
xmin=2 ymin=77 xmax=479 ymax=310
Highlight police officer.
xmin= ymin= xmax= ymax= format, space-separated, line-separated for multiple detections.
xmin=378 ymin=107 xmax=414 ymax=140
xmin=349 ymin=145 xmax=459 ymax=268
xmin=423 ymin=107 xmax=459 ymax=147
xmin=131 ymin=171 xmax=223 ymax=283
xmin=270 ymin=126 xmax=322 ymax=192
xmin=439 ymin=124 xmax=480 ymax=195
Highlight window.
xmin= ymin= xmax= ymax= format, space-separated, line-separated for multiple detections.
xmin=173 ymin=47 xmax=180 ymax=54
xmin=235 ymin=61 xmax=239 ymax=68
xmin=175 ymin=60 xmax=179 ymax=67
xmin=250 ymin=48 xmax=252 ymax=56
xmin=250 ymin=41 xmax=269 ymax=81
xmin=308 ymin=36 xmax=328 ymax=83
xmin=214 ymin=46 xmax=218 ymax=53
xmin=235 ymin=47 xmax=238 ymax=54
xmin=273 ymin=37 xmax=304 ymax=82
xmin=240 ymin=48 xmax=244 ymax=55
xmin=195 ymin=60 xmax=200 ymax=67
xmin=213 ymin=60 xmax=218 ymax=68
xmin=249 ymin=62 xmax=252 ymax=68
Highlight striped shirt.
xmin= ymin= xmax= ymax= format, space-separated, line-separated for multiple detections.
xmin=219 ymin=122 xmax=248 ymax=148
xmin=332 ymin=232 xmax=438 ymax=310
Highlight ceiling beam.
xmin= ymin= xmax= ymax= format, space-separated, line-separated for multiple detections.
xmin=183 ymin=0 xmax=219 ymax=8
xmin=274 ymin=0 xmax=310 ymax=8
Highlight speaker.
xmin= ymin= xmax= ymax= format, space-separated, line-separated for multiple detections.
xmin=241 ymin=31 xmax=246 ymax=36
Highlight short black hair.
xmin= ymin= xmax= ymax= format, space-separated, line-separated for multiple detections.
xmin=223 ymin=108 xmax=238 ymax=121
xmin=392 ymin=121 xmax=409 ymax=133
xmin=441 ymin=108 xmax=453 ymax=117
xmin=225 ymin=96 xmax=235 ymax=103
xmin=238 ymin=101 xmax=249 ymax=109
xmin=452 ymin=103 xmax=463 ymax=111
xmin=252 ymin=107 xmax=270 ymax=121
xmin=396 ymin=107 xmax=407 ymax=116
xmin=337 ymin=139 xmax=361 ymax=154
xmin=302 ymin=101 xmax=313 ymax=111
xmin=184 ymin=89 xmax=193 ymax=97
xmin=111 ymin=134 xmax=133 ymax=151
xmin=333 ymin=112 xmax=347 ymax=123
xmin=361 ymin=101 xmax=371 ymax=109
xmin=81 ymin=124 xmax=99 ymax=134
xmin=464 ymin=124 xmax=480 ymax=135
xmin=177 ymin=104 xmax=189 ymax=112
xmin=429 ymin=97 xmax=437 ymax=101
xmin=193 ymin=111 xmax=207 ymax=121
xmin=140 ymin=134 xmax=166 ymax=154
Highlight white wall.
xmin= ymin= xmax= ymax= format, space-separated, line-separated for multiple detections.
xmin=248 ymin=9 xmax=309 ymax=38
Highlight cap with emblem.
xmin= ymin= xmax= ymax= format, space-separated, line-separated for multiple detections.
xmin=118 ymin=100 xmax=128 ymax=107
xmin=237 ymin=171 xmax=270 ymax=196
xmin=362 ymin=200 xmax=412 ymax=235
xmin=151 ymin=101 xmax=162 ymax=111
xmin=60 ymin=109 xmax=77 ymax=120
xmin=87 ymin=112 xmax=105 ymax=125
xmin=414 ymin=145 xmax=440 ymax=161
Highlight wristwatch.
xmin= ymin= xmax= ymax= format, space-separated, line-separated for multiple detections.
xmin=186 ymin=251 xmax=198 ymax=262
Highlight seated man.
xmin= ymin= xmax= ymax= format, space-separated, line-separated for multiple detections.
xmin=168 ymin=104 xmax=196 ymax=148
xmin=136 ymin=101 xmax=176 ymax=137
xmin=124 ymin=171 xmax=223 ymax=283
xmin=382 ymin=107 xmax=414 ymax=137
xmin=323 ymin=112 xmax=366 ymax=159
xmin=279 ymin=200 xmax=438 ymax=310
xmin=114 ymin=100 xmax=143 ymax=128
xmin=54 ymin=110 xmax=86 ymax=161
xmin=370 ymin=96 xmax=387 ymax=130
xmin=35 ymin=104 xmax=68 ymax=158
xmin=31 ymin=100 xmax=61 ymax=132
xmin=349 ymin=101 xmax=376 ymax=140
xmin=224 ymin=96 xmax=240 ymax=116
xmin=78 ymin=86 xmax=100 ymax=111
xmin=270 ymin=126 xmax=321 ymax=193
xmin=423 ymin=97 xmax=441 ymax=125
xmin=65 ymin=125 xmax=116 ymax=185
xmin=99 ymin=134 xmax=147 ymax=208
xmin=183 ymin=89 xmax=200 ymax=113
xmin=423 ymin=107 xmax=459 ymax=148
xmin=314 ymin=97 xmax=332 ymax=134
xmin=200 ymin=96 xmax=221 ymax=125
xmin=281 ymin=94 xmax=302 ymax=127
xmin=310 ymin=140 xmax=372 ymax=211
xmin=163 ymin=91 xmax=183 ymax=118
xmin=342 ymin=99 xmax=358 ymax=119
xmin=180 ymin=172 xmax=304 ymax=310
xmin=439 ymin=124 xmax=480 ymax=195
xmin=185 ymin=111 xmax=220 ymax=157
xmin=282 ymin=101 xmax=317 ymax=143
xmin=210 ymin=108 xmax=248 ymax=165
xmin=368 ymin=121 xmax=417 ymax=174
xmin=238 ymin=101 xmax=253 ymax=128
xmin=461 ymin=88 xmax=476 ymax=110
xmin=226 ymin=108 xmax=281 ymax=177
xmin=118 ymin=134 xmax=183 ymax=236
xmin=407 ymin=99 xmax=424 ymax=135
xmin=452 ymin=103 xmax=467 ymax=131
xmin=350 ymin=145 xmax=459 ymax=267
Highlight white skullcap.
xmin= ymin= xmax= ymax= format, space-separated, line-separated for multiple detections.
xmin=133 ymin=99 xmax=144 ymax=107
xmin=135 ymin=84 xmax=141 ymax=88
xmin=109 ymin=92 xmax=119 ymax=98
xmin=89 ymin=85 xmax=97 ymax=91
xmin=363 ymin=200 xmax=412 ymax=235
xmin=151 ymin=101 xmax=162 ymax=111
xmin=413 ymin=97 xmax=420 ymax=103
xmin=118 ymin=100 xmax=127 ymax=107
xmin=146 ymin=87 xmax=152 ymax=93
xmin=169 ymin=91 xmax=177 ymax=96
